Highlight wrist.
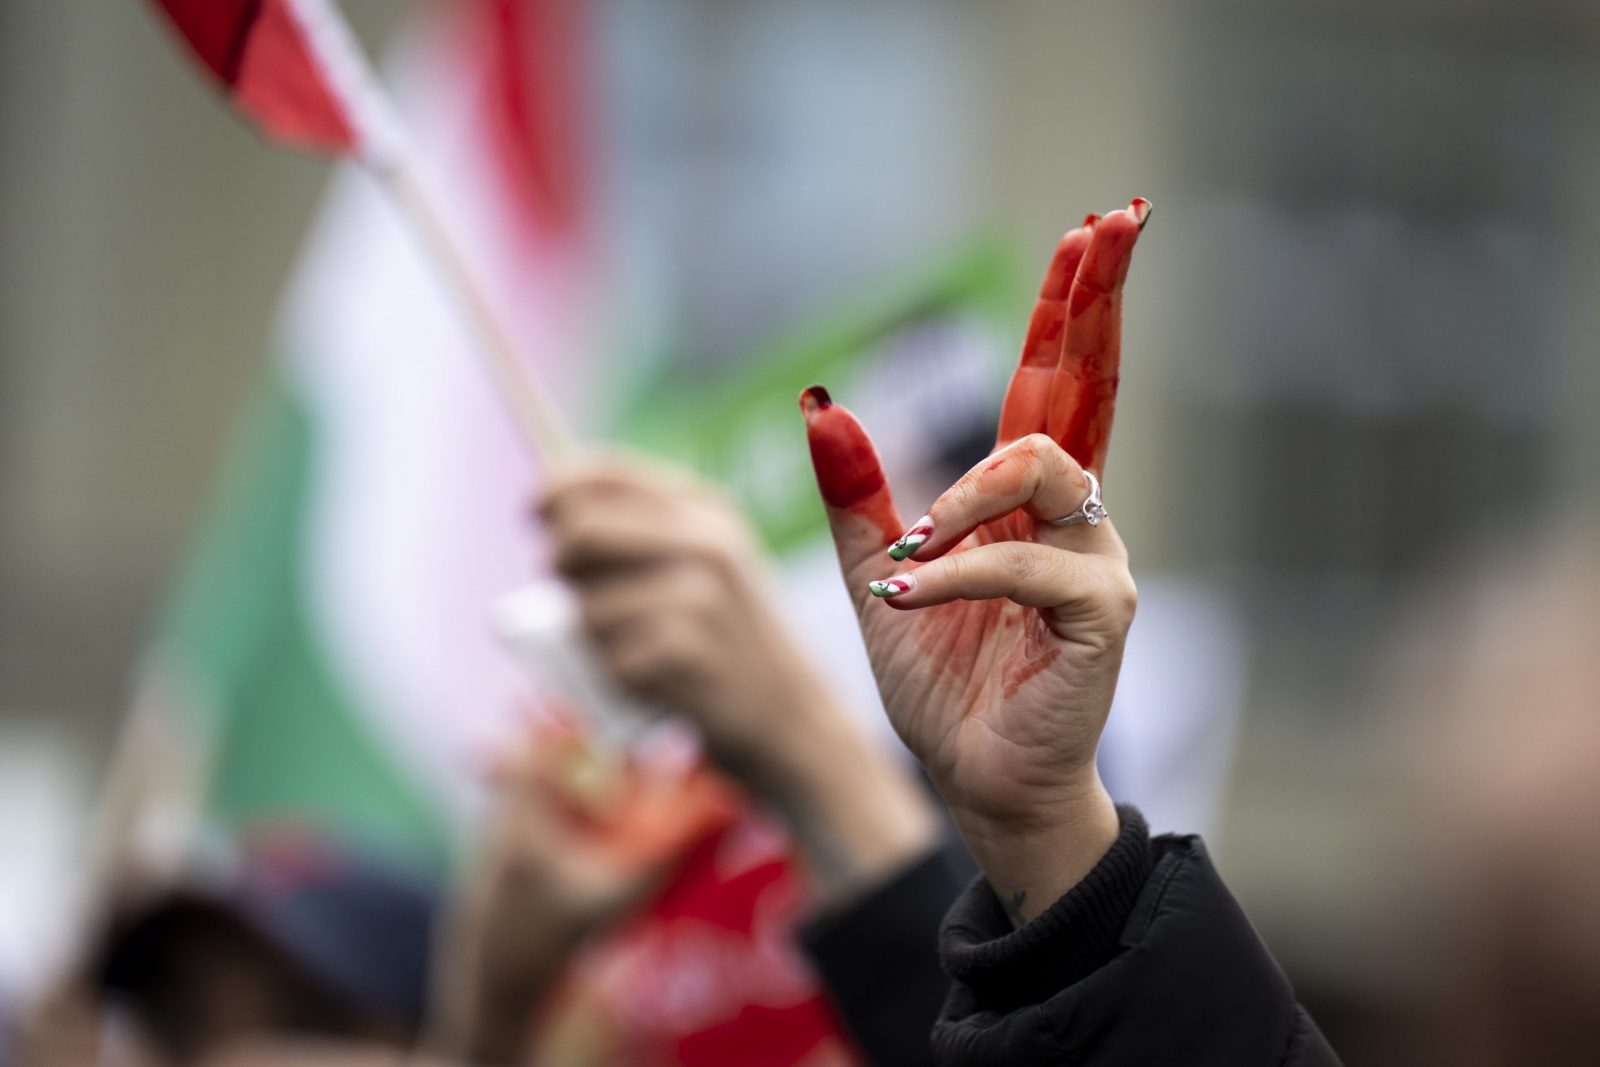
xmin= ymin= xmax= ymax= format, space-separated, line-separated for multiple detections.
xmin=764 ymin=706 xmax=941 ymax=908
xmin=948 ymin=769 xmax=1119 ymax=927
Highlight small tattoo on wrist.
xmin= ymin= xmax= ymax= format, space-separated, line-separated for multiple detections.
xmin=1003 ymin=888 xmax=1028 ymax=927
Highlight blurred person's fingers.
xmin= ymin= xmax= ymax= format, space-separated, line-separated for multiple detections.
xmin=995 ymin=217 xmax=1097 ymax=448
xmin=886 ymin=434 xmax=1120 ymax=563
xmin=538 ymin=451 xmax=708 ymax=515
xmin=799 ymin=386 xmax=905 ymax=610
xmin=539 ymin=458 xmax=760 ymax=585
xmin=1044 ymin=198 xmax=1149 ymax=475
xmin=547 ymin=499 xmax=734 ymax=579
xmin=563 ymin=562 xmax=725 ymax=711
xmin=577 ymin=562 xmax=724 ymax=650
xmin=601 ymin=613 xmax=702 ymax=702
xmin=540 ymin=502 xmax=752 ymax=585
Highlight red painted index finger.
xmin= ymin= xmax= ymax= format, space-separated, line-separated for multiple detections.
xmin=995 ymin=216 xmax=1099 ymax=450
xmin=800 ymin=386 xmax=904 ymax=591
xmin=1045 ymin=198 xmax=1149 ymax=476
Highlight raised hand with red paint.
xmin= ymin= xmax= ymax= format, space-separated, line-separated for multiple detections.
xmin=800 ymin=198 xmax=1149 ymax=927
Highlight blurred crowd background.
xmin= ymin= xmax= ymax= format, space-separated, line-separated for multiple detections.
xmin=2 ymin=0 xmax=1599 ymax=1062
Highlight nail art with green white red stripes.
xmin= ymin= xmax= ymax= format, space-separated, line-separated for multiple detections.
xmin=868 ymin=575 xmax=916 ymax=599
xmin=887 ymin=516 xmax=933 ymax=561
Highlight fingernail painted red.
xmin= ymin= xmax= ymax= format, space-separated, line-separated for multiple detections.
xmin=799 ymin=385 xmax=833 ymax=418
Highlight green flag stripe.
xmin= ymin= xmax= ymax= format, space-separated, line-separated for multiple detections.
xmin=162 ymin=367 xmax=449 ymax=861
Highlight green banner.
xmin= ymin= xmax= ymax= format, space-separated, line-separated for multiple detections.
xmin=612 ymin=237 xmax=1023 ymax=552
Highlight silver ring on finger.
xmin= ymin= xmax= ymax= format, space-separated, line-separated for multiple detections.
xmin=1045 ymin=469 xmax=1106 ymax=527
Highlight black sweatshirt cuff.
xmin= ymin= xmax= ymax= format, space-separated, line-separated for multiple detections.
xmin=938 ymin=805 xmax=1152 ymax=1012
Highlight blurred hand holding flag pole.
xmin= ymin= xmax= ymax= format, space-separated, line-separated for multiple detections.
xmin=145 ymin=0 xmax=572 ymax=458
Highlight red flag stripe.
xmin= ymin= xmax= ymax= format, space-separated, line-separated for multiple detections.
xmin=151 ymin=0 xmax=258 ymax=81
xmin=152 ymin=0 xmax=357 ymax=152
xmin=478 ymin=0 xmax=589 ymax=244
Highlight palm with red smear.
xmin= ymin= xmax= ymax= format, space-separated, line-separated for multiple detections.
xmin=800 ymin=200 xmax=1149 ymax=921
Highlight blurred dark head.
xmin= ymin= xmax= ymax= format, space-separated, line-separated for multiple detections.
xmin=94 ymin=831 xmax=440 ymax=1064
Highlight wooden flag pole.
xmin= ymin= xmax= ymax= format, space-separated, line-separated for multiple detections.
xmin=267 ymin=0 xmax=574 ymax=458
xmin=373 ymin=155 xmax=573 ymax=459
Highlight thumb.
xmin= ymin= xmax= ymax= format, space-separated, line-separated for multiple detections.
xmin=799 ymin=386 xmax=904 ymax=605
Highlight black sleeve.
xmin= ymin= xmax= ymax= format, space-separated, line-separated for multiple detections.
xmin=800 ymin=844 xmax=968 ymax=1067
xmin=933 ymin=806 xmax=1341 ymax=1067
